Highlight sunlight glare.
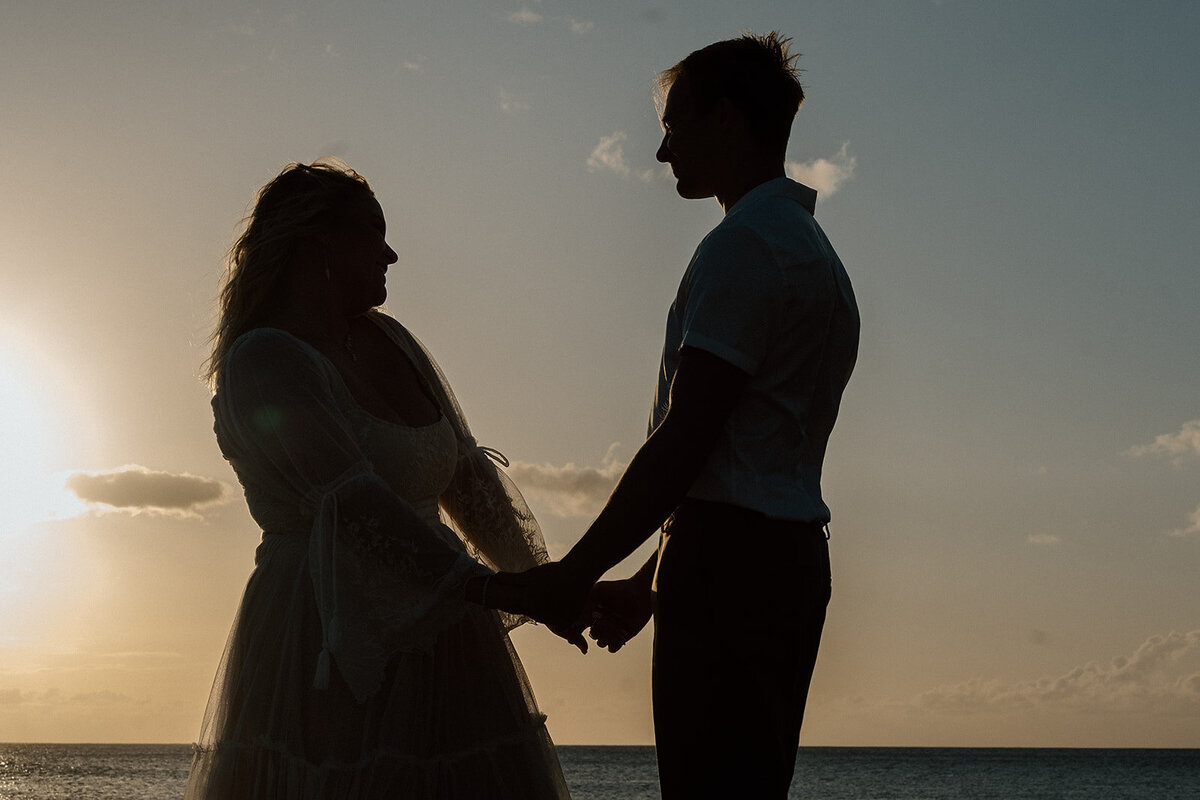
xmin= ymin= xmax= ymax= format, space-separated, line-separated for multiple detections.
xmin=0 ymin=347 xmax=88 ymax=534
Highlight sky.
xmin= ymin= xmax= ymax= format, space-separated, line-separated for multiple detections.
xmin=1 ymin=0 xmax=1198 ymax=747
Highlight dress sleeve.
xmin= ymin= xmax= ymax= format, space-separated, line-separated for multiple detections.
xmin=215 ymin=329 xmax=489 ymax=703
xmin=680 ymin=225 xmax=784 ymax=375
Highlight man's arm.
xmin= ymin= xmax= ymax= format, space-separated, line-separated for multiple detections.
xmin=496 ymin=345 xmax=750 ymax=625
xmin=565 ymin=346 xmax=750 ymax=578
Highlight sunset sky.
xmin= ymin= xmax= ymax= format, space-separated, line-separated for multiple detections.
xmin=2 ymin=1 xmax=1199 ymax=747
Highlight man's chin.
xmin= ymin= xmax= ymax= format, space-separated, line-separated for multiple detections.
xmin=675 ymin=180 xmax=714 ymax=200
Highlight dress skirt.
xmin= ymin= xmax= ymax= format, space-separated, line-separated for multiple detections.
xmin=185 ymin=533 xmax=570 ymax=799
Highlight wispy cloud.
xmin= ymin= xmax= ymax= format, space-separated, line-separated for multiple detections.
xmin=586 ymin=133 xmax=658 ymax=182
xmin=508 ymin=444 xmax=626 ymax=518
xmin=1026 ymin=534 xmax=1061 ymax=545
xmin=1128 ymin=419 xmax=1200 ymax=466
xmin=1128 ymin=420 xmax=1200 ymax=536
xmin=786 ymin=142 xmax=857 ymax=198
xmin=507 ymin=8 xmax=543 ymax=25
xmin=569 ymin=19 xmax=594 ymax=35
xmin=64 ymin=465 xmax=231 ymax=519
xmin=916 ymin=631 xmax=1200 ymax=716
xmin=403 ymin=55 xmax=426 ymax=73
xmin=1168 ymin=505 xmax=1200 ymax=538
xmin=500 ymin=87 xmax=531 ymax=114
xmin=587 ymin=132 xmax=631 ymax=177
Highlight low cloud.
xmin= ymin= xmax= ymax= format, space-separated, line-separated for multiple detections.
xmin=507 ymin=8 xmax=542 ymax=25
xmin=786 ymin=142 xmax=857 ymax=198
xmin=1128 ymin=419 xmax=1200 ymax=466
xmin=0 ymin=688 xmax=142 ymax=708
xmin=916 ymin=631 xmax=1200 ymax=716
xmin=508 ymin=444 xmax=627 ymax=518
xmin=64 ymin=465 xmax=231 ymax=518
xmin=500 ymin=87 xmax=531 ymax=115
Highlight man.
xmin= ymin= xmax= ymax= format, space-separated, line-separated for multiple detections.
xmin=480 ymin=32 xmax=859 ymax=799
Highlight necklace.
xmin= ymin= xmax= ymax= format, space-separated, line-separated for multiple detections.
xmin=343 ymin=329 xmax=359 ymax=362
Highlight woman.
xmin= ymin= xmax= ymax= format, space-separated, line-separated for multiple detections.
xmin=185 ymin=162 xmax=572 ymax=799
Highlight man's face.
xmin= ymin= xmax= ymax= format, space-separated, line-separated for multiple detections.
xmin=656 ymin=74 xmax=722 ymax=200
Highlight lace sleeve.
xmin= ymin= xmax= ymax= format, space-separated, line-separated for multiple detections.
xmin=366 ymin=314 xmax=552 ymax=630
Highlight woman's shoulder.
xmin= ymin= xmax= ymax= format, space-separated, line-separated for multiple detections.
xmin=221 ymin=327 xmax=330 ymax=384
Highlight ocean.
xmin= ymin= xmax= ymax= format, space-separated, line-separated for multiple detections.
xmin=0 ymin=744 xmax=1197 ymax=799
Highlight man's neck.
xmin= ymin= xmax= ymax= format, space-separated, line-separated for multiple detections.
xmin=716 ymin=163 xmax=787 ymax=214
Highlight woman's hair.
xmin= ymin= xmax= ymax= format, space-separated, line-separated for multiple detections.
xmin=203 ymin=161 xmax=373 ymax=387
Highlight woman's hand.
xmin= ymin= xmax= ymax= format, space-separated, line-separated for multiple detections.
xmin=467 ymin=573 xmax=589 ymax=654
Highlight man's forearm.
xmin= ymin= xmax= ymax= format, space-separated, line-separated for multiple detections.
xmin=560 ymin=418 xmax=713 ymax=582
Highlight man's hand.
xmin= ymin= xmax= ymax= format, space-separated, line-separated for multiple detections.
xmin=586 ymin=577 xmax=653 ymax=653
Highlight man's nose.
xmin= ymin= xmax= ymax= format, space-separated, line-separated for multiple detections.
xmin=656 ymin=134 xmax=670 ymax=163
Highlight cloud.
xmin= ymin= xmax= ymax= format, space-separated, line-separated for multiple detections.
xmin=507 ymin=444 xmax=627 ymax=517
xmin=916 ymin=631 xmax=1200 ymax=716
xmin=1168 ymin=505 xmax=1200 ymax=538
xmin=507 ymin=8 xmax=543 ymax=25
xmin=586 ymin=134 xmax=665 ymax=182
xmin=500 ymin=87 xmax=531 ymax=114
xmin=1026 ymin=534 xmax=1061 ymax=545
xmin=785 ymin=142 xmax=857 ymax=198
xmin=1128 ymin=419 xmax=1200 ymax=466
xmin=587 ymin=132 xmax=634 ymax=177
xmin=403 ymin=55 xmax=426 ymax=73
xmin=64 ymin=465 xmax=231 ymax=518
xmin=1128 ymin=421 xmax=1200 ymax=536
xmin=569 ymin=19 xmax=594 ymax=35
xmin=0 ymin=688 xmax=142 ymax=708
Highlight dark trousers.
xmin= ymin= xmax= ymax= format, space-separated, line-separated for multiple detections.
xmin=651 ymin=499 xmax=831 ymax=800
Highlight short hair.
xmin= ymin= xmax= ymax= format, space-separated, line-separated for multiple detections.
xmin=656 ymin=31 xmax=804 ymax=156
xmin=204 ymin=161 xmax=373 ymax=386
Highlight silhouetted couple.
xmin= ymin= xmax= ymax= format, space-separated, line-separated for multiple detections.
xmin=186 ymin=31 xmax=858 ymax=800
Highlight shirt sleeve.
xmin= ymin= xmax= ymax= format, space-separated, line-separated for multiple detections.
xmin=679 ymin=225 xmax=783 ymax=375
xmin=216 ymin=329 xmax=489 ymax=702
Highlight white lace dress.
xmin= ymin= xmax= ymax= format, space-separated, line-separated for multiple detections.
xmin=185 ymin=319 xmax=570 ymax=799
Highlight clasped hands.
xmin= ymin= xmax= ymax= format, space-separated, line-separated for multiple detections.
xmin=476 ymin=562 xmax=652 ymax=655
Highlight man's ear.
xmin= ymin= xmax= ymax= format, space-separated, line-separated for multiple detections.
xmin=712 ymin=97 xmax=745 ymax=135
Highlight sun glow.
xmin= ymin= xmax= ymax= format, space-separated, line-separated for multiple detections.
xmin=0 ymin=345 xmax=89 ymax=534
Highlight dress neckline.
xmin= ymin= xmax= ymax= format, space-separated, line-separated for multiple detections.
xmin=253 ymin=323 xmax=445 ymax=429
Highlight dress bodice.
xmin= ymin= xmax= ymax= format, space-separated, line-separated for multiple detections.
xmin=347 ymin=408 xmax=457 ymax=524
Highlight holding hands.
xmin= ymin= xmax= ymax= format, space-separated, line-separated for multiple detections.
xmin=470 ymin=557 xmax=655 ymax=655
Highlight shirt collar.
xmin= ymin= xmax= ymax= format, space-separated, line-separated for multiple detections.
xmin=728 ymin=176 xmax=818 ymax=216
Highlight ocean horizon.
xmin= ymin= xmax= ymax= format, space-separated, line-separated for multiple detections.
xmin=1 ymin=743 xmax=1198 ymax=799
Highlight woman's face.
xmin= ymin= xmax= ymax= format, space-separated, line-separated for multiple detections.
xmin=329 ymin=194 xmax=398 ymax=313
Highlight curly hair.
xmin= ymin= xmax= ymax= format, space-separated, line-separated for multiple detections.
xmin=203 ymin=161 xmax=374 ymax=387
xmin=656 ymin=31 xmax=805 ymax=156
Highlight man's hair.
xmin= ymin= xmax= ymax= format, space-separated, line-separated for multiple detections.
xmin=656 ymin=31 xmax=804 ymax=156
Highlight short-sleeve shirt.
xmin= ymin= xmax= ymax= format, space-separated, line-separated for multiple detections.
xmin=651 ymin=177 xmax=860 ymax=522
